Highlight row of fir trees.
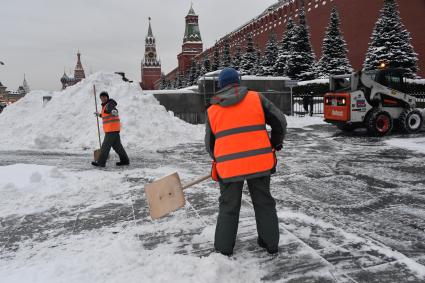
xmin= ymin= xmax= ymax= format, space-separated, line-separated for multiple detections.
xmin=160 ymin=0 xmax=418 ymax=90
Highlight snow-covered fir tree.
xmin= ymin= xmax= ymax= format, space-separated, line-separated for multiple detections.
xmin=176 ymin=72 xmax=185 ymax=89
xmin=202 ymin=53 xmax=211 ymax=74
xmin=165 ymin=79 xmax=172 ymax=90
xmin=187 ymin=59 xmax=198 ymax=86
xmin=363 ymin=0 xmax=418 ymax=77
xmin=286 ymin=6 xmax=317 ymax=80
xmin=317 ymin=8 xmax=352 ymax=77
xmin=174 ymin=75 xmax=179 ymax=89
xmin=254 ymin=47 xmax=264 ymax=76
xmin=212 ymin=45 xmax=221 ymax=71
xmin=261 ymin=33 xmax=279 ymax=76
xmin=274 ymin=18 xmax=296 ymax=76
xmin=195 ymin=61 xmax=202 ymax=80
xmin=159 ymin=74 xmax=167 ymax=90
xmin=220 ymin=38 xmax=233 ymax=68
xmin=232 ymin=44 xmax=243 ymax=71
xmin=239 ymin=33 xmax=257 ymax=75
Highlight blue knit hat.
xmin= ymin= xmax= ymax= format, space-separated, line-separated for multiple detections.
xmin=218 ymin=67 xmax=240 ymax=88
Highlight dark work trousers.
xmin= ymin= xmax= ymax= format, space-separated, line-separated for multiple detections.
xmin=98 ymin=132 xmax=129 ymax=166
xmin=214 ymin=175 xmax=279 ymax=255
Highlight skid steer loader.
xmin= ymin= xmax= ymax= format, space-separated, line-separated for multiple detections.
xmin=324 ymin=68 xmax=423 ymax=136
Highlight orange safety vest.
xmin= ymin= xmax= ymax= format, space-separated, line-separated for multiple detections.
xmin=207 ymin=91 xmax=276 ymax=182
xmin=101 ymin=105 xmax=121 ymax=133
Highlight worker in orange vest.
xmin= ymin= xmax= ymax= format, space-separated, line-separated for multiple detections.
xmin=92 ymin=91 xmax=129 ymax=168
xmin=205 ymin=68 xmax=287 ymax=256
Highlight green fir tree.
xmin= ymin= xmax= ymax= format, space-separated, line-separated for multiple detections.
xmin=363 ymin=0 xmax=418 ymax=77
xmin=317 ymin=8 xmax=352 ymax=77
xmin=286 ymin=6 xmax=317 ymax=80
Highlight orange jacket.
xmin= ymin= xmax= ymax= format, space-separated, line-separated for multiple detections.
xmin=207 ymin=91 xmax=276 ymax=182
xmin=101 ymin=105 xmax=121 ymax=133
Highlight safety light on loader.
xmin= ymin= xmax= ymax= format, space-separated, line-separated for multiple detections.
xmin=379 ymin=62 xmax=387 ymax=69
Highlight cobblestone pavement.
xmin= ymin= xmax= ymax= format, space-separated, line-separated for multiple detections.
xmin=1 ymin=125 xmax=425 ymax=282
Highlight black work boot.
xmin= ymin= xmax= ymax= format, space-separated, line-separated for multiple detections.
xmin=116 ymin=160 xmax=130 ymax=166
xmin=214 ymin=248 xmax=233 ymax=257
xmin=91 ymin=161 xmax=105 ymax=168
xmin=258 ymin=237 xmax=278 ymax=255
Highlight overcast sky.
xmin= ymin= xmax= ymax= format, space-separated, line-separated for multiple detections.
xmin=0 ymin=0 xmax=277 ymax=91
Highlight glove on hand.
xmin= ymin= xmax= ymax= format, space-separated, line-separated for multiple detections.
xmin=93 ymin=112 xmax=100 ymax=117
xmin=111 ymin=109 xmax=118 ymax=116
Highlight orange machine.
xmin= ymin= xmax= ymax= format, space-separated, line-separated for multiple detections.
xmin=324 ymin=92 xmax=350 ymax=122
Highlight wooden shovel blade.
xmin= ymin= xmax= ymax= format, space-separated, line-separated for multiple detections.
xmin=93 ymin=149 xmax=110 ymax=162
xmin=94 ymin=149 xmax=101 ymax=161
xmin=144 ymin=172 xmax=186 ymax=220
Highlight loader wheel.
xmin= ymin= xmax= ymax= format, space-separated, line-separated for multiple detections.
xmin=399 ymin=109 xmax=423 ymax=134
xmin=366 ymin=109 xmax=393 ymax=137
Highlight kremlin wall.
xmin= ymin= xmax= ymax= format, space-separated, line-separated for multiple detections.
xmin=141 ymin=0 xmax=425 ymax=90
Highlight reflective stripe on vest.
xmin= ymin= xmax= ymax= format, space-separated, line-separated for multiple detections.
xmin=207 ymin=91 xmax=275 ymax=181
xmin=101 ymin=105 xmax=121 ymax=132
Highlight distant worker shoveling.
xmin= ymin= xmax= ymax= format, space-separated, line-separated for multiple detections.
xmin=92 ymin=87 xmax=130 ymax=168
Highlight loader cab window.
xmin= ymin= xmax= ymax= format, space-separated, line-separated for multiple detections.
xmin=334 ymin=77 xmax=351 ymax=92
xmin=376 ymin=70 xmax=406 ymax=92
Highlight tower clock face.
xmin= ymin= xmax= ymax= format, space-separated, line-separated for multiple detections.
xmin=148 ymin=52 xmax=155 ymax=58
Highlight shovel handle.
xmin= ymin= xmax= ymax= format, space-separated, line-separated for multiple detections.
xmin=93 ymin=85 xmax=102 ymax=148
xmin=182 ymin=174 xmax=210 ymax=190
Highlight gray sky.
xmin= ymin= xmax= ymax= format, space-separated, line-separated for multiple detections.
xmin=0 ymin=0 xmax=277 ymax=91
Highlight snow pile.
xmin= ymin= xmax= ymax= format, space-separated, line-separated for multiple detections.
xmin=0 ymin=164 xmax=69 ymax=215
xmin=0 ymin=225 xmax=262 ymax=283
xmin=0 ymin=72 xmax=203 ymax=151
xmin=0 ymin=164 xmax=59 ymax=189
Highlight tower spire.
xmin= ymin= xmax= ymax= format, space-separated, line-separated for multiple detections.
xmin=74 ymin=50 xmax=86 ymax=80
xmin=188 ymin=2 xmax=196 ymax=15
xmin=183 ymin=3 xmax=202 ymax=43
xmin=23 ymin=73 xmax=30 ymax=93
xmin=148 ymin=17 xmax=153 ymax=37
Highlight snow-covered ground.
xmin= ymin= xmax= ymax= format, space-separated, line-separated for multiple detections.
xmin=286 ymin=115 xmax=326 ymax=128
xmin=385 ymin=136 xmax=425 ymax=154
xmin=2 ymin=125 xmax=425 ymax=282
xmin=1 ymin=73 xmax=425 ymax=282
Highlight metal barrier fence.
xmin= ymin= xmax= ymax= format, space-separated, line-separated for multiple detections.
xmin=292 ymin=92 xmax=425 ymax=117
xmin=292 ymin=94 xmax=324 ymax=116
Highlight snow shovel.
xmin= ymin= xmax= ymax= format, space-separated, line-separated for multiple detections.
xmin=144 ymin=173 xmax=210 ymax=219
xmin=93 ymin=85 xmax=103 ymax=161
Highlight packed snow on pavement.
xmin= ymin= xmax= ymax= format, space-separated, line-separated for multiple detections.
xmin=1 ymin=73 xmax=425 ymax=282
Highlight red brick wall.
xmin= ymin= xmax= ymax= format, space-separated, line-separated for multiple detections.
xmin=194 ymin=0 xmax=425 ymax=78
